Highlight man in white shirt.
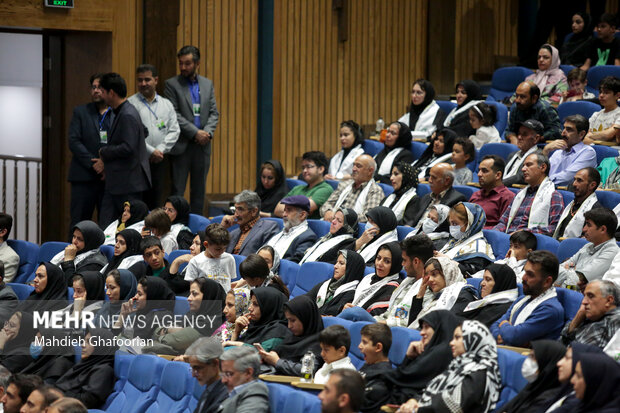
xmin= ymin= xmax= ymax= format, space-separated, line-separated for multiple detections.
xmin=503 ymin=119 xmax=543 ymax=187
xmin=265 ymin=196 xmax=317 ymax=263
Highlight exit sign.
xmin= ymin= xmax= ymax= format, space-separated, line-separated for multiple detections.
xmin=44 ymin=0 xmax=74 ymax=8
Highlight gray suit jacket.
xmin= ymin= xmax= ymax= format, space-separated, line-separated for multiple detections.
xmin=217 ymin=380 xmax=269 ymax=413
xmin=164 ymin=74 xmax=219 ymax=155
xmin=226 ymin=219 xmax=281 ymax=256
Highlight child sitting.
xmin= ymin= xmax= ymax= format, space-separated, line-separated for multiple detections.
xmin=451 ymin=137 xmax=475 ymax=185
xmin=185 ymin=223 xmax=236 ymax=293
xmin=128 ymin=236 xmax=188 ymax=294
xmin=314 ymin=325 xmax=356 ymax=384
xmin=472 ymin=230 xmax=536 ymax=283
xmin=358 ymin=323 xmax=394 ymax=412
xmin=560 ymin=68 xmax=595 ymax=103
xmin=468 ymin=102 xmax=501 ymax=149
xmin=584 ymin=76 xmax=620 ymax=144
xmin=142 ymin=208 xmax=178 ymax=254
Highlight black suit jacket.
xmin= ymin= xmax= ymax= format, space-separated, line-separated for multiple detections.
xmin=195 ymin=379 xmax=228 ymax=413
xmin=402 ymin=187 xmax=467 ymax=227
xmin=99 ymin=101 xmax=151 ymax=195
xmin=67 ymin=102 xmax=115 ymax=183
xmin=226 ymin=219 xmax=281 ymax=256
xmin=503 ymin=151 xmax=526 ymax=187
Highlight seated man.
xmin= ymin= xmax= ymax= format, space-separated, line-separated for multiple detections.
xmin=274 ymin=151 xmax=333 ymax=219
xmin=0 ymin=213 xmax=19 ymax=283
xmin=0 ymin=374 xmax=43 ymax=413
xmin=469 ymin=155 xmax=515 ymax=228
xmin=218 ymin=347 xmax=268 ymax=413
xmin=320 ymin=154 xmax=384 ymax=223
xmin=503 ymin=119 xmax=544 ymax=187
xmin=583 ymin=76 xmax=620 ymax=145
xmin=493 ymin=152 xmax=564 ymax=236
xmin=184 ymin=338 xmax=227 ymax=413
xmin=318 ymin=369 xmax=365 ymax=413
xmin=561 ymin=279 xmax=620 ymax=348
xmin=505 ymin=82 xmax=563 ymax=145
xmin=265 ymin=195 xmax=317 ymax=263
xmin=221 ymin=190 xmax=280 ymax=256
xmin=400 ymin=163 xmax=466 ymax=228
xmin=0 ymin=263 xmax=18 ymax=326
xmin=554 ymin=167 xmax=602 ymax=239
xmin=491 ymin=250 xmax=564 ymax=347
xmin=544 ymin=114 xmax=597 ymax=186
xmin=21 ymin=384 xmax=63 ymax=413
xmin=556 ymin=208 xmax=619 ymax=289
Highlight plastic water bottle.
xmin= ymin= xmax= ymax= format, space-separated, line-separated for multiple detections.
xmin=300 ymin=351 xmax=315 ymax=382
xmin=376 ymin=117 xmax=384 ymax=135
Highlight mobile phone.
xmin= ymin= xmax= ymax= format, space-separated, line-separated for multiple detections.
xmin=253 ymin=343 xmax=264 ymax=351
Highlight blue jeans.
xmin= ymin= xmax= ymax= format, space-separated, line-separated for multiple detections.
xmin=338 ymin=306 xmax=376 ymax=322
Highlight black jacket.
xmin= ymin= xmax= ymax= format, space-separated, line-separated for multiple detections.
xmin=401 ymin=187 xmax=467 ymax=228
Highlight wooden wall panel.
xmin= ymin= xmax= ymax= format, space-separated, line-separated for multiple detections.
xmin=272 ymin=0 xmax=428 ymax=177
xmin=177 ymin=0 xmax=258 ymax=196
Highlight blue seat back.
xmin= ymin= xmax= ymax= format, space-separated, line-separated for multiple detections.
xmin=436 ymin=100 xmax=457 ymax=115
xmin=174 ymin=296 xmax=190 ymax=316
xmin=279 ymin=259 xmax=301 ymax=293
xmin=188 ymin=214 xmax=211 ymax=233
xmin=6 ymin=283 xmax=34 ymax=300
xmin=267 ymin=382 xmax=292 ymax=413
xmin=595 ymin=190 xmax=620 ymax=210
xmin=489 ymin=67 xmax=534 ymax=101
xmin=466 ymin=277 xmax=482 ymax=292
xmin=557 ymin=238 xmax=589 ymax=263
xmin=348 ymin=321 xmax=373 ymax=368
xmin=410 ymin=141 xmax=429 ymax=160
xmin=533 ymin=234 xmax=559 ymax=255
xmin=168 ymin=249 xmax=191 ymax=263
xmin=378 ymin=183 xmax=394 ymax=196
xmin=559 ymin=64 xmax=576 ymax=76
xmin=264 ymin=217 xmax=284 ymax=230
xmin=364 ymin=266 xmax=375 ymax=276
xmin=389 ymin=327 xmax=421 ymax=367
xmin=362 ymin=139 xmax=384 ymax=156
xmin=556 ymin=287 xmax=584 ymax=322
xmin=321 ymin=316 xmax=354 ymax=330
xmin=100 ymin=244 xmax=115 ymax=262
xmin=454 ymin=185 xmax=477 ymax=200
xmin=325 ymin=179 xmax=339 ymax=190
xmin=482 ymin=230 xmax=510 ymax=259
xmin=291 ymin=262 xmax=334 ymax=297
xmin=478 ymin=143 xmax=518 ymax=162
xmin=357 ymin=223 xmax=367 ymax=238
xmin=102 ymin=351 xmax=135 ymax=410
xmin=286 ymin=178 xmax=307 ymax=191
xmin=558 ymin=189 xmax=574 ymax=206
xmin=466 ymin=151 xmax=478 ymax=172
xmin=6 ymin=240 xmax=39 ymax=284
xmin=67 ymin=287 xmax=74 ymax=303
xmin=485 ymin=101 xmax=508 ymax=136
xmin=586 ymin=65 xmax=620 ymax=95
xmin=145 ymin=361 xmax=192 ymax=413
xmin=557 ymin=101 xmax=601 ymax=123
xmin=232 ymin=254 xmax=246 ymax=281
xmin=184 ymin=377 xmax=205 ymax=413
xmin=495 ymin=349 xmax=528 ymax=410
xmin=209 ymin=215 xmax=224 ymax=224
xmin=397 ymin=226 xmax=415 ymax=241
xmin=307 ymin=219 xmax=331 ymax=238
xmin=417 ymin=183 xmax=430 ymax=197
xmin=593 ymin=145 xmax=620 ymax=165
xmin=37 ymin=241 xmax=68 ymax=263
xmin=282 ymin=389 xmax=321 ymax=413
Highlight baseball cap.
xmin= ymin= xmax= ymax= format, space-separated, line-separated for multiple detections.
xmin=518 ymin=119 xmax=544 ymax=135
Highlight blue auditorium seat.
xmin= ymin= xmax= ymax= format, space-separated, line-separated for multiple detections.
xmin=466 ymin=277 xmax=482 ymax=292
xmin=533 ymin=233 xmax=559 ymax=255
xmin=559 ymin=64 xmax=576 ymax=76
xmin=100 ymin=244 xmax=114 ymax=262
xmin=286 ymin=178 xmax=307 ymax=191
xmin=184 ymin=378 xmax=205 ymax=413
xmin=397 ymin=226 xmax=415 ymax=240
xmin=364 ymin=266 xmax=375 ymax=276
xmin=436 ymin=100 xmax=457 ymax=115
xmin=557 ymin=238 xmax=588 ymax=263
xmin=357 ymin=223 xmax=367 ymax=238
xmin=264 ymin=217 xmax=284 ymax=230
xmin=145 ymin=361 xmax=192 ymax=413
xmin=282 ymin=389 xmax=321 ymax=413
xmin=593 ymin=145 xmax=620 ymax=165
xmin=30 ymin=242 xmax=68 ymax=280
xmin=6 ymin=283 xmax=34 ymax=300
xmin=348 ymin=321 xmax=374 ymax=368
xmin=232 ymin=254 xmax=246 ymax=281
xmin=557 ymin=101 xmax=601 ymax=123
xmin=586 ymin=65 xmax=620 ymax=95
xmin=321 ymin=316 xmax=354 ymax=330
xmin=168 ymin=249 xmax=190 ymax=263
xmin=417 ymin=183 xmax=430 ymax=197
xmin=410 ymin=141 xmax=429 ymax=160
xmin=307 ymin=219 xmax=331 ymax=238
xmin=595 ymin=190 xmax=620 ymax=210
xmin=494 ymin=349 xmax=528 ymax=410
xmin=267 ymin=382 xmax=292 ymax=413
xmin=362 ymin=139 xmax=384 ymax=157
xmin=102 ymin=351 xmax=135 ymax=410
xmin=556 ymin=287 xmax=584 ymax=323
xmin=279 ymin=259 xmax=301 ymax=293
xmin=482 ymin=230 xmax=510 ymax=259
xmin=478 ymin=143 xmax=518 ymax=162
xmin=489 ymin=67 xmax=534 ymax=101
xmin=558 ymin=189 xmax=574 ymax=206
xmin=290 ymin=262 xmax=334 ymax=297
xmin=454 ymin=185 xmax=477 ymax=200
xmin=378 ymin=183 xmax=394 ymax=196
xmin=188 ymin=214 xmax=211 ymax=233
xmin=6 ymin=239 xmax=39 ymax=284
xmin=389 ymin=327 xmax=421 ymax=367
xmin=325 ymin=179 xmax=339 ymax=190
xmin=174 ymin=296 xmax=190 ymax=316
xmin=486 ymin=101 xmax=508 ymax=137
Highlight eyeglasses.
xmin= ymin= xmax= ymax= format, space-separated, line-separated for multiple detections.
xmin=220 ymin=371 xmax=235 ymax=378
xmin=4 ymin=321 xmax=17 ymax=329
xmin=190 ymin=364 xmax=207 ymax=373
xmin=301 ymin=164 xmax=317 ymax=170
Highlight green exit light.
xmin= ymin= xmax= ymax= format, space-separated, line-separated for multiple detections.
xmin=44 ymin=0 xmax=74 ymax=8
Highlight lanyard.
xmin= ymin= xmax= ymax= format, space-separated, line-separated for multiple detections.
xmin=140 ymin=94 xmax=159 ymax=120
xmin=99 ymin=108 xmax=111 ymax=130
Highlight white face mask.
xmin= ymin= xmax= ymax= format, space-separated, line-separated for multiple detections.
xmin=449 ymin=225 xmax=466 ymax=240
xmin=422 ymin=218 xmax=439 ymax=234
xmin=521 ymin=357 xmax=539 ymax=383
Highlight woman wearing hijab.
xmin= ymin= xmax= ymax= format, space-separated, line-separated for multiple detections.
xmin=169 ymin=231 xmax=205 ymax=278
xmin=103 ymin=200 xmax=149 ymax=245
xmin=571 ymin=352 xmax=620 ymax=413
xmin=374 ymin=121 xmax=415 ymax=185
xmin=326 ymin=120 xmax=365 ymax=181
xmin=227 ymin=286 xmax=290 ymax=351
xmin=256 ymin=245 xmax=280 ymax=275
xmin=499 ymin=340 xmax=567 ymax=413
xmin=19 ymin=328 xmax=75 ymax=383
xmin=412 ymin=129 xmax=456 ymax=180
xmin=351 ymin=206 xmax=398 ymax=265
xmin=23 ymin=262 xmax=69 ymax=313
xmin=54 ymin=271 xmax=106 ymax=321
xmin=560 ymin=13 xmax=594 ymax=66
xmin=399 ymin=320 xmax=502 ymax=413
xmin=460 ymin=263 xmax=518 ymax=327
xmin=51 ymin=220 xmax=108 ymax=285
xmin=95 ymin=269 xmax=138 ymax=328
xmin=306 ymin=250 xmax=366 ymax=316
xmin=439 ymin=202 xmax=494 ymax=275
xmin=443 ymin=80 xmax=483 ymax=138
xmin=300 ymin=208 xmax=359 ymax=264
xmin=0 ymin=311 xmax=37 ymax=372
xmin=398 ymin=79 xmax=446 ymax=140
xmin=259 ymin=295 xmax=324 ymax=375
xmin=163 ymin=195 xmax=194 ymax=249
xmin=220 ymin=287 xmax=251 ymax=341
xmin=381 ymin=162 xmax=418 ymax=224
xmin=103 ymin=228 xmax=143 ymax=275
xmin=408 ymin=256 xmax=476 ymax=329
xmin=524 ymin=44 xmax=568 ymax=105
xmin=55 ymin=328 xmax=118 ymax=409
xmin=410 ymin=204 xmax=451 ymax=249
xmin=255 ymin=160 xmax=288 ymax=216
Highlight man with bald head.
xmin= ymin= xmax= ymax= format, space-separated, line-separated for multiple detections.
xmin=505 ymin=81 xmax=562 ymax=145
xmin=401 ymin=163 xmax=466 ymax=228
xmin=321 ymin=154 xmax=384 ymax=223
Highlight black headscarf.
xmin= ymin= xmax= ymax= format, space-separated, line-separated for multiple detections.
xmin=274 ymin=295 xmax=324 ymax=362
xmin=73 ymin=220 xmax=105 ymax=253
xmin=75 ymin=270 xmax=105 ymax=301
xmin=96 ymin=269 xmax=138 ymax=325
xmin=388 ymin=121 xmax=413 ymax=150
xmin=456 ymin=80 xmax=483 ymax=109
xmin=570 ymin=12 xmax=593 ymax=43
xmin=255 ymin=160 xmax=288 ymax=214
xmin=407 ymin=80 xmax=436 ymax=130
xmin=393 ymin=162 xmax=418 ymax=198
xmin=122 ymin=200 xmax=149 ymax=228
xmin=414 ymin=128 xmax=457 ymax=170
xmin=188 ymin=277 xmax=227 ymax=335
xmin=574 ymin=352 xmax=620 ymax=413
xmin=376 ymin=241 xmax=403 ymax=276
xmin=365 ymin=206 xmax=398 ymax=240
xmin=165 ymin=196 xmax=190 ymax=226
xmin=240 ymin=287 xmax=290 ymax=345
xmin=138 ymin=276 xmax=176 ymax=314
xmin=0 ymin=311 xmax=37 ymax=372
xmin=23 ymin=262 xmax=68 ymax=312
xmin=19 ymin=327 xmax=75 ymax=381
xmin=485 ymin=264 xmax=517 ymax=294
xmin=501 ymin=340 xmax=566 ymax=413
xmin=107 ymin=229 xmax=142 ymax=272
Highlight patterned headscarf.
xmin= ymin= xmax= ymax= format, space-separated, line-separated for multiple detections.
xmin=444 ymin=202 xmax=487 ymax=249
xmin=393 ymin=161 xmax=418 ymax=198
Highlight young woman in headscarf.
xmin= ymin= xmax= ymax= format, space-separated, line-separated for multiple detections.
xmin=341 ymin=241 xmax=402 ymax=317
xmin=300 ymin=208 xmax=359 ymax=264
xmin=438 ymin=202 xmax=494 ymax=276
xmin=0 ymin=310 xmax=37 ymax=372
xmin=443 ymin=80 xmax=483 ymax=138
xmin=570 ymin=352 xmax=620 ymax=413
xmin=220 ymin=287 xmax=251 ymax=341
xmin=381 ymin=162 xmax=418 ymax=224
xmin=408 ymin=256 xmax=476 ymax=329
xmin=103 ymin=228 xmax=143 ymax=275
xmin=499 ymin=340 xmax=567 ymax=413
xmin=52 ymin=220 xmax=107 ymax=286
xmin=398 ymin=79 xmax=446 ymax=140
xmin=169 ymin=231 xmax=205 ymax=279
xmin=560 ymin=12 xmax=594 ymax=66
xmin=259 ymin=295 xmax=324 ymax=376
xmin=55 ymin=328 xmax=118 ymax=409
xmin=255 ymin=160 xmax=288 ymax=217
xmin=524 ymin=44 xmax=568 ymax=105
xmin=103 ymin=200 xmax=149 ymax=245
xmin=460 ymin=263 xmax=518 ymax=327
xmin=326 ymin=120 xmax=365 ymax=181
xmin=54 ymin=271 xmax=106 ymax=321
xmin=412 ymin=129 xmax=456 ymax=180
xmin=374 ymin=122 xmax=415 ymax=185
xmin=18 ymin=327 xmax=75 ymax=383
xmin=351 ymin=206 xmax=398 ymax=265
xmin=226 ymin=286 xmax=290 ymax=352
xmin=95 ymin=269 xmax=137 ymax=329
xmin=256 ymin=245 xmax=280 ymax=275
xmin=398 ymin=320 xmax=502 ymax=413
xmin=163 ymin=195 xmax=194 ymax=249
xmin=23 ymin=262 xmax=69 ymax=312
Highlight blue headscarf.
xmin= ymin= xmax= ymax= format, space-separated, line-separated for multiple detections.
xmin=445 ymin=202 xmax=486 ymax=250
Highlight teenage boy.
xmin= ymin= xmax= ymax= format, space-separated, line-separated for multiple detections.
xmin=358 ymin=323 xmax=393 ymax=413
xmin=584 ymin=76 xmax=620 ymax=144
xmin=472 ymin=230 xmax=537 ymax=283
xmin=185 ymin=223 xmax=235 ymax=292
xmin=580 ymin=13 xmax=620 ymax=72
xmin=314 ymin=325 xmax=356 ymax=384
xmin=129 ymin=236 xmax=188 ymax=294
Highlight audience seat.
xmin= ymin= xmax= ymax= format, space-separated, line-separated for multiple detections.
xmin=264 ymin=217 xmax=284 ymax=230
xmin=36 ymin=241 xmax=68 ymax=267
xmin=488 ymin=67 xmax=534 ymax=102
xmin=559 ymin=64 xmax=576 ymax=77
xmin=281 ymin=387 xmax=321 ymax=413
xmin=454 ymin=185 xmax=477 ymax=200
xmin=364 ymin=266 xmax=375 ymax=276
xmin=209 ymin=215 xmax=224 ymax=224
xmin=290 ymin=262 xmax=334 ymax=297
xmin=586 ymin=65 xmax=620 ymax=95
xmin=485 ymin=101 xmax=508 ymax=137
xmin=348 ymin=321 xmax=374 ymax=368
xmin=279 ymin=259 xmax=301 ymax=293
xmin=494 ymin=348 xmax=528 ymax=411
xmin=557 ymin=238 xmax=589 ymax=263
xmin=102 ymin=351 xmax=135 ymax=410
xmin=410 ymin=141 xmax=429 ymax=160
xmin=556 ymin=287 xmax=584 ymax=323
xmin=466 ymin=152 xmax=478 ymax=173
xmin=286 ymin=178 xmax=306 ymax=191
xmin=482 ymin=230 xmax=510 ymax=259
xmin=362 ymin=139 xmax=384 ymax=157
xmin=6 ymin=283 xmax=34 ymax=300
xmin=389 ymin=327 xmax=421 ymax=367
xmin=478 ymin=143 xmax=518 ymax=162
xmin=6 ymin=239 xmax=39 ymax=284
xmin=184 ymin=378 xmax=205 ymax=413
xmin=267 ymin=382 xmax=291 ymax=413
xmin=174 ymin=296 xmax=190 ymax=316
xmin=307 ymin=219 xmax=331 ymax=238
xmin=557 ymin=101 xmax=601 ymax=123
xmin=558 ymin=189 xmax=574 ymax=206
xmin=533 ymin=234 xmax=559 ymax=255
xmin=436 ymin=100 xmax=457 ymax=115
xmin=67 ymin=287 xmax=74 ymax=304
xmin=508 ymin=187 xmax=520 ymax=196
xmin=188 ymin=214 xmax=211 ymax=233
xmin=417 ymin=183 xmax=430 ymax=197
xmin=378 ymin=183 xmax=394 ymax=196
xmin=466 ymin=277 xmax=482 ymax=291
xmin=397 ymin=225 xmax=415 ymax=240
xmin=325 ymin=179 xmax=339 ymax=190
xmin=232 ymin=254 xmax=246 ymax=281
xmin=595 ymin=190 xmax=620 ymax=210
xmin=168 ymin=250 xmax=190 ymax=263
xmin=593 ymin=145 xmax=620 ymax=165
xmin=321 ymin=316 xmax=354 ymax=330
xmin=100 ymin=244 xmax=115 ymax=262
xmin=144 ymin=361 xmax=193 ymax=413
xmin=357 ymin=223 xmax=367 ymax=238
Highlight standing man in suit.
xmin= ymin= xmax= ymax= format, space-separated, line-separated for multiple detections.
xmin=67 ymin=74 xmax=114 ymax=229
xmin=93 ymin=73 xmax=151 ymax=227
xmin=165 ymin=45 xmax=219 ymax=215
xmin=221 ymin=190 xmax=280 ymax=256
xmin=218 ymin=347 xmax=269 ymax=413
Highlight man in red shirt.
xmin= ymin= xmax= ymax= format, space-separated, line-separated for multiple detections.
xmin=470 ymin=155 xmax=516 ymax=228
